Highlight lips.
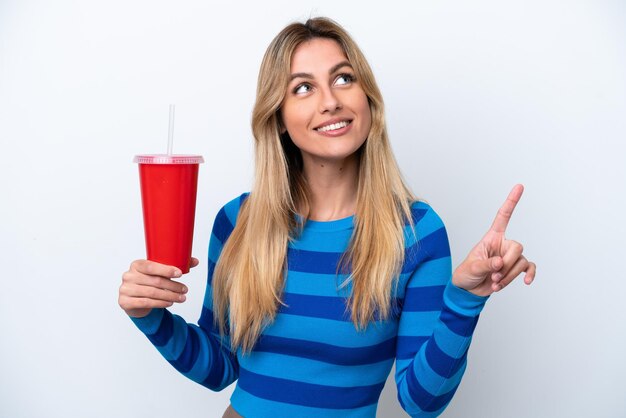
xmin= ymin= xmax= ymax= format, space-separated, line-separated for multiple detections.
xmin=314 ymin=118 xmax=353 ymax=132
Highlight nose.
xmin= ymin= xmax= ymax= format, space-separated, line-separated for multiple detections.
xmin=318 ymin=87 xmax=342 ymax=113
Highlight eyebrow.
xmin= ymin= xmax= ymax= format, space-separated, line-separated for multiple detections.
xmin=289 ymin=61 xmax=353 ymax=82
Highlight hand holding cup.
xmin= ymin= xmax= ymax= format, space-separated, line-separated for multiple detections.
xmin=118 ymin=258 xmax=199 ymax=318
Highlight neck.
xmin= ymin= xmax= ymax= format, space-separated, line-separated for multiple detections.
xmin=301 ymin=154 xmax=359 ymax=221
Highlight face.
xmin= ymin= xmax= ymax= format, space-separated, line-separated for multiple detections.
xmin=280 ymin=38 xmax=372 ymax=168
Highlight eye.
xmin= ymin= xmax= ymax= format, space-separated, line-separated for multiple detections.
xmin=334 ymin=73 xmax=355 ymax=86
xmin=294 ymin=83 xmax=312 ymax=94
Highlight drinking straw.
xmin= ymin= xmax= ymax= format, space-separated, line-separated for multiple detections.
xmin=167 ymin=104 xmax=175 ymax=155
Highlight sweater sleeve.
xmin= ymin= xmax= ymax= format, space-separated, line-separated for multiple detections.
xmin=394 ymin=203 xmax=489 ymax=417
xmin=129 ymin=193 xmax=248 ymax=391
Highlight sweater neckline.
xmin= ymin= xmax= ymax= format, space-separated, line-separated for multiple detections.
xmin=296 ymin=214 xmax=355 ymax=231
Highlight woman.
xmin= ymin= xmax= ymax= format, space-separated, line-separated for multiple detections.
xmin=119 ymin=17 xmax=535 ymax=418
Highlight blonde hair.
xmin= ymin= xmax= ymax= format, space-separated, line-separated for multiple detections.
xmin=213 ymin=17 xmax=415 ymax=353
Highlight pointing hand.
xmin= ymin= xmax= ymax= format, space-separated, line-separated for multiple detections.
xmin=452 ymin=185 xmax=536 ymax=297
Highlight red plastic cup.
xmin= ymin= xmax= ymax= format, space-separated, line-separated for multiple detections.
xmin=133 ymin=154 xmax=204 ymax=274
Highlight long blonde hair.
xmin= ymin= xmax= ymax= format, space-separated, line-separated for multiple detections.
xmin=213 ymin=17 xmax=415 ymax=353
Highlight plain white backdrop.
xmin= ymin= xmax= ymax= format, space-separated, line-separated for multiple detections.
xmin=1 ymin=0 xmax=625 ymax=417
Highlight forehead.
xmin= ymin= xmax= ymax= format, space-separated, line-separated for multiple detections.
xmin=290 ymin=38 xmax=348 ymax=72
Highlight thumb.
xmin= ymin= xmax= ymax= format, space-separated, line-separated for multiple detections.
xmin=470 ymin=256 xmax=503 ymax=276
xmin=190 ymin=257 xmax=200 ymax=268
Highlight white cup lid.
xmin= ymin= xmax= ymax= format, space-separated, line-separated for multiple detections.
xmin=133 ymin=154 xmax=204 ymax=164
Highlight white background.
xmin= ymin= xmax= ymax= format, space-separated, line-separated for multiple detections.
xmin=1 ymin=1 xmax=625 ymax=417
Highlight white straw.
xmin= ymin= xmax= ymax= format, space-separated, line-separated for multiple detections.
xmin=167 ymin=104 xmax=175 ymax=155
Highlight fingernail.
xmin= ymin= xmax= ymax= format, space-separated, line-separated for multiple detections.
xmin=174 ymin=270 xmax=182 ymax=278
xmin=182 ymin=286 xmax=188 ymax=293
xmin=179 ymin=294 xmax=186 ymax=302
xmin=494 ymin=273 xmax=503 ymax=281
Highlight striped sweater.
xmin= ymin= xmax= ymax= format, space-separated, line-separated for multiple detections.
xmin=131 ymin=193 xmax=489 ymax=417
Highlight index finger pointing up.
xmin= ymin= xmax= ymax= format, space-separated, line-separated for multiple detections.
xmin=490 ymin=184 xmax=524 ymax=234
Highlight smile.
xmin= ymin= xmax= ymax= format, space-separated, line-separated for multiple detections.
xmin=315 ymin=120 xmax=352 ymax=132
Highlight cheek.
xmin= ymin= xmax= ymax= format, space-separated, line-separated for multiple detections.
xmin=359 ymin=98 xmax=372 ymax=136
xmin=282 ymin=104 xmax=310 ymax=135
xmin=364 ymin=105 xmax=372 ymax=131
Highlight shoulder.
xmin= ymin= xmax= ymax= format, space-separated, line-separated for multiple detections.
xmin=211 ymin=192 xmax=249 ymax=242
xmin=401 ymin=200 xmax=451 ymax=275
xmin=409 ymin=200 xmax=447 ymax=237
xmin=220 ymin=192 xmax=250 ymax=223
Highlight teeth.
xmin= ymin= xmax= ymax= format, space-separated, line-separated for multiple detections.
xmin=316 ymin=121 xmax=349 ymax=132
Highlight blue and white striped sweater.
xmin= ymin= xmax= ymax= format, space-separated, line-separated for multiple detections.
xmin=131 ymin=193 xmax=488 ymax=417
